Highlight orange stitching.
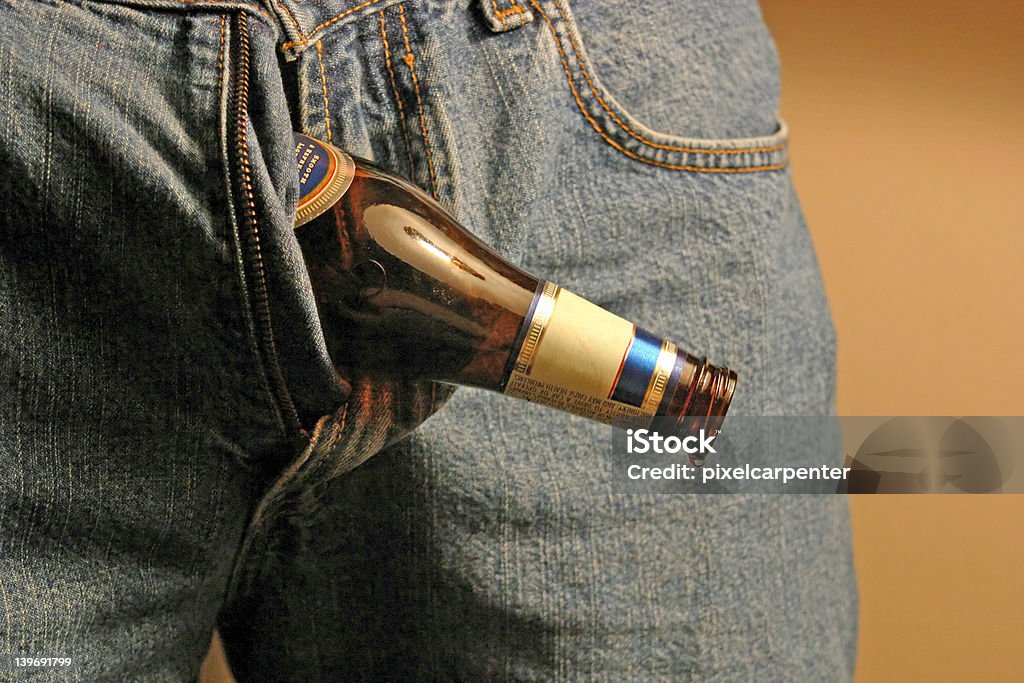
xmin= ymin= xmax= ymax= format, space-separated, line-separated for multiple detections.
xmin=528 ymin=0 xmax=783 ymax=173
xmin=379 ymin=12 xmax=416 ymax=173
xmin=551 ymin=0 xmax=783 ymax=155
xmin=314 ymin=41 xmax=334 ymax=142
xmin=274 ymin=0 xmax=302 ymax=37
xmin=335 ymin=401 xmax=349 ymax=437
xmin=173 ymin=0 xmax=273 ymax=22
xmin=491 ymin=0 xmax=527 ymax=25
xmin=217 ymin=13 xmax=227 ymax=79
xmin=489 ymin=0 xmax=504 ymax=27
xmin=398 ymin=4 xmax=439 ymax=197
xmin=535 ymin=0 xmax=784 ymax=157
xmin=280 ymin=0 xmax=386 ymax=51
xmin=494 ymin=4 xmax=527 ymax=20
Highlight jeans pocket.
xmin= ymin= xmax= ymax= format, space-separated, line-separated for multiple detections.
xmin=528 ymin=0 xmax=789 ymax=173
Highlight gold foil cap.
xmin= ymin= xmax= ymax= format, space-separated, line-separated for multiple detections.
xmin=293 ymin=134 xmax=356 ymax=227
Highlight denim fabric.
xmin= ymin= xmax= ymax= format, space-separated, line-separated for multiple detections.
xmin=0 ymin=0 xmax=856 ymax=680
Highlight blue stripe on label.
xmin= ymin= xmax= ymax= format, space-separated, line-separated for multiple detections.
xmin=610 ymin=328 xmax=662 ymax=407
xmin=294 ymin=133 xmax=332 ymax=204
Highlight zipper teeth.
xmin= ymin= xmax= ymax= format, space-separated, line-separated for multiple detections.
xmin=231 ymin=12 xmax=302 ymax=433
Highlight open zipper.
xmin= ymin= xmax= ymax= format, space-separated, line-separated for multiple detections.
xmin=228 ymin=12 xmax=303 ymax=437
xmin=220 ymin=9 xmax=311 ymax=633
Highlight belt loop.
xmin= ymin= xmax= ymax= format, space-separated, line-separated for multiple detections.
xmin=478 ymin=0 xmax=534 ymax=33
xmin=264 ymin=0 xmax=308 ymax=57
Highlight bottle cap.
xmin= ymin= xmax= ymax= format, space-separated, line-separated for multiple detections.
xmin=667 ymin=357 xmax=737 ymax=463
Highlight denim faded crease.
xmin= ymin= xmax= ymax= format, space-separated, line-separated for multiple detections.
xmin=0 ymin=0 xmax=856 ymax=679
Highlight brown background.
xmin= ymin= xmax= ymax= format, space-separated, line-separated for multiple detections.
xmin=764 ymin=1 xmax=1024 ymax=680
xmin=202 ymin=2 xmax=1024 ymax=679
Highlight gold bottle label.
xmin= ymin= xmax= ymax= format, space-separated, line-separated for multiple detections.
xmin=502 ymin=282 xmax=680 ymax=424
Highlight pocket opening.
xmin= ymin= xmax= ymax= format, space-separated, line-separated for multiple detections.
xmin=528 ymin=0 xmax=789 ymax=173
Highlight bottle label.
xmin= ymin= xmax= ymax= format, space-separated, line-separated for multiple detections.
xmin=502 ymin=281 xmax=682 ymax=424
xmin=293 ymin=133 xmax=356 ymax=227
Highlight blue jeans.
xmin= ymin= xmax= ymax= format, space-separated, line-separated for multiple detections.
xmin=0 ymin=0 xmax=856 ymax=679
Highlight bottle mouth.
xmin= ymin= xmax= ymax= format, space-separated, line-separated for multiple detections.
xmin=708 ymin=364 xmax=738 ymax=422
xmin=672 ymin=359 xmax=737 ymax=463
xmin=684 ymin=360 xmax=733 ymax=466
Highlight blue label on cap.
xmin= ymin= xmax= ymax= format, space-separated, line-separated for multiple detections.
xmin=294 ymin=133 xmax=333 ymax=205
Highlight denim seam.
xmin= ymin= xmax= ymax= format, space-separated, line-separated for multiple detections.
xmin=552 ymin=0 xmax=782 ymax=155
xmin=528 ymin=0 xmax=789 ymax=172
xmin=221 ymin=407 xmax=345 ymax=610
xmin=492 ymin=0 xmax=527 ymax=26
xmin=272 ymin=0 xmax=304 ymax=38
xmin=216 ymin=15 xmax=282 ymax=458
xmin=237 ymin=16 xmax=304 ymax=433
xmin=278 ymin=0 xmax=404 ymax=54
xmin=313 ymin=40 xmax=335 ymax=142
xmin=88 ymin=0 xmax=275 ymax=24
xmin=378 ymin=11 xmax=417 ymax=173
xmin=218 ymin=12 xmax=228 ymax=74
xmin=397 ymin=3 xmax=440 ymax=198
xmin=223 ymin=11 xmax=308 ymax=441
xmin=480 ymin=0 xmax=533 ymax=32
xmin=214 ymin=11 xmax=291 ymax=445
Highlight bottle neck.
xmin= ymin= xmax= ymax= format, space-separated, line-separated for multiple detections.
xmin=501 ymin=281 xmax=736 ymax=434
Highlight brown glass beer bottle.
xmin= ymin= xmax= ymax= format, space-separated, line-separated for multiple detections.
xmin=292 ymin=133 xmax=737 ymax=440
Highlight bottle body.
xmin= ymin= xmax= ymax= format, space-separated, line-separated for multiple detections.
xmin=293 ymin=134 xmax=736 ymax=438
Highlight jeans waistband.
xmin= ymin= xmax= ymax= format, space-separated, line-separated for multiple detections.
xmin=271 ymin=0 xmax=407 ymax=57
xmin=91 ymin=0 xmax=532 ymax=59
xmin=270 ymin=0 xmax=533 ymax=57
xmin=88 ymin=0 xmax=404 ymax=57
